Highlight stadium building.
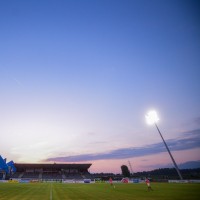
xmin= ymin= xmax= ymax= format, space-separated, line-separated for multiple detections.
xmin=12 ymin=163 xmax=92 ymax=180
xmin=1 ymin=155 xmax=93 ymax=181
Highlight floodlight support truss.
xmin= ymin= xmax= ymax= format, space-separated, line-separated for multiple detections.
xmin=155 ymin=123 xmax=183 ymax=180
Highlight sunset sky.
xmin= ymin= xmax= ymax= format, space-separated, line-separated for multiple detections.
xmin=0 ymin=0 xmax=200 ymax=173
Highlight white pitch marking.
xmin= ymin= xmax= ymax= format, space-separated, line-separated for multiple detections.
xmin=50 ymin=183 xmax=53 ymax=200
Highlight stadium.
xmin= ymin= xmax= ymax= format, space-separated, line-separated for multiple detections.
xmin=1 ymin=155 xmax=200 ymax=200
xmin=1 ymin=0 xmax=200 ymax=199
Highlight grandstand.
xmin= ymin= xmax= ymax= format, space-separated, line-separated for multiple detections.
xmin=1 ymin=155 xmax=93 ymax=181
xmin=10 ymin=163 xmax=93 ymax=181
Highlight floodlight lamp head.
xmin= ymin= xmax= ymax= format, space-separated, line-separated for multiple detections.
xmin=145 ymin=110 xmax=159 ymax=125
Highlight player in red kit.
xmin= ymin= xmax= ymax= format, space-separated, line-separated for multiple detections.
xmin=109 ymin=177 xmax=115 ymax=188
xmin=109 ymin=177 xmax=113 ymax=185
xmin=145 ymin=178 xmax=153 ymax=191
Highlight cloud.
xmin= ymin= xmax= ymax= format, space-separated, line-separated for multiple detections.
xmin=145 ymin=160 xmax=200 ymax=170
xmin=45 ymin=128 xmax=200 ymax=162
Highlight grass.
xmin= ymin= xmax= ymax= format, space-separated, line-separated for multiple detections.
xmin=0 ymin=182 xmax=200 ymax=200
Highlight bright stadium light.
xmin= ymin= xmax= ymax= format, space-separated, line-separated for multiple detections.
xmin=145 ymin=110 xmax=183 ymax=180
xmin=145 ymin=110 xmax=159 ymax=125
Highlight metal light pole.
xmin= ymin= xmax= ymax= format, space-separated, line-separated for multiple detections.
xmin=146 ymin=110 xmax=183 ymax=180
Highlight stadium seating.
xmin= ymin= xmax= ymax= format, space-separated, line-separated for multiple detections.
xmin=9 ymin=163 xmax=93 ymax=181
xmin=21 ymin=172 xmax=40 ymax=179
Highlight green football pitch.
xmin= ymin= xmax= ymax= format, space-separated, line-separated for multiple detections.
xmin=0 ymin=182 xmax=199 ymax=200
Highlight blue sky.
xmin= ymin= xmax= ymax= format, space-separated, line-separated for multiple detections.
xmin=0 ymin=0 xmax=200 ymax=173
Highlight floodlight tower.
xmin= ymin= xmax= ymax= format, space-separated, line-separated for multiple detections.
xmin=128 ymin=160 xmax=134 ymax=175
xmin=145 ymin=110 xmax=183 ymax=180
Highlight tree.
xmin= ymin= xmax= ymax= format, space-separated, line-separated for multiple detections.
xmin=121 ymin=165 xmax=130 ymax=177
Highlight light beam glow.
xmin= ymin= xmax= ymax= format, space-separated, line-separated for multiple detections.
xmin=145 ymin=110 xmax=159 ymax=125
